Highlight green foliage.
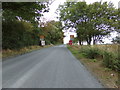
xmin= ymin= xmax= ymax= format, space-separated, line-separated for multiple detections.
xmin=2 ymin=2 xmax=49 ymax=23
xmin=68 ymin=45 xmax=120 ymax=71
xmin=2 ymin=2 xmax=50 ymax=50
xmin=104 ymin=68 xmax=112 ymax=72
xmin=41 ymin=20 xmax=63 ymax=45
xmin=2 ymin=20 xmax=39 ymax=49
xmin=73 ymin=37 xmax=78 ymax=43
xmin=79 ymin=46 xmax=101 ymax=59
xmin=79 ymin=45 xmax=119 ymax=71
xmin=91 ymin=59 xmax=97 ymax=62
xmin=112 ymin=36 xmax=120 ymax=44
xmin=58 ymin=1 xmax=118 ymax=45
xmin=103 ymin=51 xmax=120 ymax=71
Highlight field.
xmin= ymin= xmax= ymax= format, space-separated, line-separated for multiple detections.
xmin=93 ymin=44 xmax=119 ymax=53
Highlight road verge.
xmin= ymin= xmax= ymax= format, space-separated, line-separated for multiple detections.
xmin=67 ymin=45 xmax=119 ymax=88
xmin=2 ymin=45 xmax=52 ymax=60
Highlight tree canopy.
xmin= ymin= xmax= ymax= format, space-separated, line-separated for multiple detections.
xmin=58 ymin=1 xmax=118 ymax=45
xmin=2 ymin=2 xmax=49 ymax=22
xmin=41 ymin=20 xmax=63 ymax=44
xmin=2 ymin=2 xmax=64 ymax=49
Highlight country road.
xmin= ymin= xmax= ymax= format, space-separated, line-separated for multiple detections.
xmin=2 ymin=45 xmax=103 ymax=88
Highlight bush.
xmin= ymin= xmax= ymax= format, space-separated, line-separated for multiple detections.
xmin=79 ymin=46 xmax=101 ymax=59
xmin=79 ymin=45 xmax=120 ymax=71
xmin=103 ymin=51 xmax=120 ymax=71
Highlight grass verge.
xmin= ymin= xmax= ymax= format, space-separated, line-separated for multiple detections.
xmin=2 ymin=45 xmax=52 ymax=59
xmin=67 ymin=45 xmax=118 ymax=88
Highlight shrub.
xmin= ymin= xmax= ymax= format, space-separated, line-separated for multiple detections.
xmin=79 ymin=45 xmax=120 ymax=71
xmin=79 ymin=46 xmax=101 ymax=59
xmin=103 ymin=51 xmax=120 ymax=71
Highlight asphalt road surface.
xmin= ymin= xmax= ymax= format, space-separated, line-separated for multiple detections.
xmin=2 ymin=45 xmax=103 ymax=88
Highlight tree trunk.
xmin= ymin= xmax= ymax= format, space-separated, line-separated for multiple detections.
xmin=87 ymin=37 xmax=91 ymax=45
xmin=93 ymin=40 xmax=96 ymax=45
xmin=79 ymin=40 xmax=82 ymax=45
xmin=93 ymin=36 xmax=96 ymax=45
xmin=87 ymin=41 xmax=91 ymax=45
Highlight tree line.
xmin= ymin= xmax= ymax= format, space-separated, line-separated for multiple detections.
xmin=58 ymin=1 xmax=119 ymax=45
xmin=2 ymin=2 xmax=63 ymax=50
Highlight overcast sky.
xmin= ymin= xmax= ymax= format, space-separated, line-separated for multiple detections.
xmin=41 ymin=0 xmax=119 ymax=44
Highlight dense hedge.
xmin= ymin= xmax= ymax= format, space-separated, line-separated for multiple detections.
xmin=2 ymin=20 xmax=39 ymax=50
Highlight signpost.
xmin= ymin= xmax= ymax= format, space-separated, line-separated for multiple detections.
xmin=39 ymin=35 xmax=45 ymax=46
xmin=41 ymin=41 xmax=45 ymax=46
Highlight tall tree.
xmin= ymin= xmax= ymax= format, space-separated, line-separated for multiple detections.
xmin=2 ymin=2 xmax=49 ymax=49
xmin=41 ymin=20 xmax=63 ymax=44
xmin=58 ymin=1 xmax=118 ymax=45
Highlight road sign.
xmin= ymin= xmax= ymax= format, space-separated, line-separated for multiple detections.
xmin=41 ymin=41 xmax=45 ymax=46
xmin=70 ymin=35 xmax=74 ymax=38
xmin=40 ymin=35 xmax=44 ymax=39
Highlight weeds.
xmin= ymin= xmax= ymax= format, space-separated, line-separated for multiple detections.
xmin=67 ymin=44 xmax=119 ymax=88
xmin=103 ymin=51 xmax=120 ymax=71
xmin=78 ymin=45 xmax=119 ymax=71
xmin=91 ymin=59 xmax=97 ymax=62
xmin=2 ymin=45 xmax=51 ymax=58
xmin=79 ymin=46 xmax=101 ymax=59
